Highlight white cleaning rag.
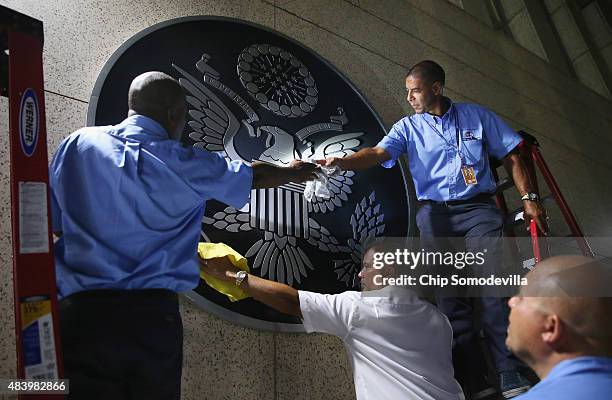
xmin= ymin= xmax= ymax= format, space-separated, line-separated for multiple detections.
xmin=304 ymin=164 xmax=342 ymax=202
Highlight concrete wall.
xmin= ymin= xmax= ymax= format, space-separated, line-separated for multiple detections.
xmin=497 ymin=0 xmax=549 ymax=61
xmin=1 ymin=0 xmax=611 ymax=399
xmin=581 ymin=1 xmax=612 ymax=84
xmin=545 ymin=0 xmax=612 ymax=98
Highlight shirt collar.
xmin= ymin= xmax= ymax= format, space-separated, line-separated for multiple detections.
xmin=421 ymin=97 xmax=455 ymax=124
xmin=115 ymin=114 xmax=170 ymax=140
xmin=544 ymin=356 xmax=612 ymax=382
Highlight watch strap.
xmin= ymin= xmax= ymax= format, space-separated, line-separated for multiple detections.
xmin=521 ymin=192 xmax=539 ymax=201
xmin=235 ymin=271 xmax=247 ymax=287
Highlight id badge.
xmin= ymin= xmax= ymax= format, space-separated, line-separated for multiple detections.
xmin=461 ymin=165 xmax=477 ymax=185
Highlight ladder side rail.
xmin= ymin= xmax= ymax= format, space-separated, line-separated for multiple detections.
xmin=529 ymin=144 xmax=594 ymax=258
xmin=518 ymin=139 xmax=550 ymax=261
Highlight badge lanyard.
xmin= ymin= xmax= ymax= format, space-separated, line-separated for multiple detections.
xmin=423 ymin=107 xmax=466 ymax=164
xmin=423 ymin=107 xmax=477 ymax=185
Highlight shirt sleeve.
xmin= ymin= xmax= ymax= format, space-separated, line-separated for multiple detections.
xmin=50 ymin=189 xmax=63 ymax=232
xmin=481 ymin=107 xmax=522 ymax=160
xmin=48 ymin=140 xmax=67 ymax=233
xmin=298 ymin=290 xmax=356 ymax=338
xmin=376 ymin=122 xmax=408 ymax=169
xmin=179 ymin=148 xmax=253 ymax=210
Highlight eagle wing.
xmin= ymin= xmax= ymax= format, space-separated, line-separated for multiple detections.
xmin=172 ymin=63 xmax=240 ymax=154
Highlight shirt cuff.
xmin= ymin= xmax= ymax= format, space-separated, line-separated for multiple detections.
xmin=376 ymin=138 xmax=401 ymax=169
xmin=498 ymin=135 xmax=523 ymax=159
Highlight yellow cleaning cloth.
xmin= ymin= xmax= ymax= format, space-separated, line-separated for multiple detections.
xmin=198 ymin=242 xmax=251 ymax=302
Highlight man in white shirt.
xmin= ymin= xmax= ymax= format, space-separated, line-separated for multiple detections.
xmin=201 ymin=244 xmax=464 ymax=400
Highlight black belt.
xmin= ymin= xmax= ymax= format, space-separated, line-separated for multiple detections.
xmin=420 ymin=192 xmax=494 ymax=207
xmin=60 ymin=288 xmax=178 ymax=308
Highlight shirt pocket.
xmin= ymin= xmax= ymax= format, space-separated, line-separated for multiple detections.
xmin=460 ymin=128 xmax=484 ymax=165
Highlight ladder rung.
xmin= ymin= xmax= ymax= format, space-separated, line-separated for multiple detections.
xmin=508 ymin=207 xmax=524 ymax=222
xmin=506 ymin=213 xmax=524 ymax=227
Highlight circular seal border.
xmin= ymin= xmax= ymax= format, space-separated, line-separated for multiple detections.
xmin=87 ymin=15 xmax=416 ymax=333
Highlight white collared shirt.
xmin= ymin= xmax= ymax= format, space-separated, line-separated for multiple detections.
xmin=299 ymin=286 xmax=464 ymax=400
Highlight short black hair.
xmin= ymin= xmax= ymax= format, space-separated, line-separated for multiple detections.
xmin=406 ymin=60 xmax=445 ymax=86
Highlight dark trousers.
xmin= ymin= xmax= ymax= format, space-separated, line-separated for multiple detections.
xmin=416 ymin=200 xmax=521 ymax=384
xmin=59 ymin=289 xmax=183 ymax=400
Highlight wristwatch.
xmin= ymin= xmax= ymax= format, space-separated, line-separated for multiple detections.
xmin=235 ymin=270 xmax=248 ymax=287
xmin=521 ymin=192 xmax=540 ymax=202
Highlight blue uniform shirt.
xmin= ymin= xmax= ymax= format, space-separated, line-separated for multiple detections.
xmin=515 ymin=357 xmax=612 ymax=400
xmin=50 ymin=115 xmax=252 ymax=298
xmin=377 ymin=99 xmax=521 ymax=201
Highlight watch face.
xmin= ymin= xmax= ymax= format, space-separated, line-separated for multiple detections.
xmin=88 ymin=16 xmax=415 ymax=332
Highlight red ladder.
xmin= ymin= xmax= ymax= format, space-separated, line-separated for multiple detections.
xmin=492 ymin=131 xmax=593 ymax=267
xmin=1 ymin=5 xmax=64 ymax=399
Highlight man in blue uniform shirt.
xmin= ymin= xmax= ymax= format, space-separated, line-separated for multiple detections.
xmin=507 ymin=255 xmax=612 ymax=399
xmin=49 ymin=71 xmax=317 ymax=400
xmin=319 ymin=60 xmax=546 ymax=399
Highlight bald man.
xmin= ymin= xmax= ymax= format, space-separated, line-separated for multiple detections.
xmin=506 ymin=255 xmax=612 ymax=399
xmin=49 ymin=72 xmax=317 ymax=400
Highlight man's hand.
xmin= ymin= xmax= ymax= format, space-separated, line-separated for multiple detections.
xmin=199 ymin=253 xmax=302 ymax=317
xmin=315 ymin=157 xmax=343 ymax=169
xmin=199 ymin=256 xmax=239 ymax=282
xmin=289 ymin=160 xmax=319 ymax=183
xmin=252 ymin=160 xmax=318 ymax=188
xmin=523 ymin=200 xmax=548 ymax=234
xmin=503 ymin=152 xmax=549 ymax=234
xmin=315 ymin=147 xmax=390 ymax=171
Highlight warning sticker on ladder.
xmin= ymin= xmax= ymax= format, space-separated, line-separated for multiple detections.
xmin=18 ymin=181 xmax=49 ymax=254
xmin=20 ymin=296 xmax=58 ymax=380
